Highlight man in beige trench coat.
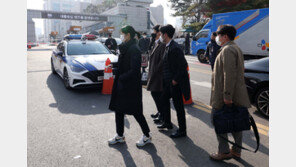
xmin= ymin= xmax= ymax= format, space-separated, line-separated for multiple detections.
xmin=209 ymin=25 xmax=251 ymax=161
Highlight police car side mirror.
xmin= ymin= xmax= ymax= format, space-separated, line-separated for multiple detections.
xmin=192 ymin=37 xmax=197 ymax=41
xmin=110 ymin=50 xmax=116 ymax=55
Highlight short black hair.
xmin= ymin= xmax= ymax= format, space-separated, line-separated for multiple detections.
xmin=136 ymin=32 xmax=141 ymax=39
xmin=108 ymin=33 xmax=112 ymax=37
xmin=143 ymin=32 xmax=147 ymax=35
xmin=160 ymin=24 xmax=175 ymax=38
xmin=217 ymin=25 xmax=237 ymax=40
xmin=212 ymin=32 xmax=217 ymax=36
xmin=121 ymin=25 xmax=137 ymax=39
xmin=153 ymin=25 xmax=160 ymax=32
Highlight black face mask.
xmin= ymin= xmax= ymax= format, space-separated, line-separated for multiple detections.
xmin=151 ymin=33 xmax=156 ymax=39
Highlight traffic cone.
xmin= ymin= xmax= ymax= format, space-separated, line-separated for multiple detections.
xmin=102 ymin=58 xmax=114 ymax=94
xmin=28 ymin=45 xmax=31 ymax=49
xmin=183 ymin=66 xmax=193 ymax=105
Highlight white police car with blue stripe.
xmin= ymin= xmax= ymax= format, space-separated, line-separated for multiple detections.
xmin=51 ymin=34 xmax=118 ymax=89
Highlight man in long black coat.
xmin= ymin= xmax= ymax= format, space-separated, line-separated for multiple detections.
xmin=157 ymin=24 xmax=191 ymax=138
xmin=105 ymin=33 xmax=117 ymax=51
xmin=185 ymin=33 xmax=190 ymax=54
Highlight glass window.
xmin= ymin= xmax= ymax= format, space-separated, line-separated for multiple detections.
xmin=195 ymin=30 xmax=209 ymax=40
xmin=67 ymin=42 xmax=111 ymax=56
xmin=57 ymin=43 xmax=65 ymax=53
xmin=52 ymin=3 xmax=60 ymax=11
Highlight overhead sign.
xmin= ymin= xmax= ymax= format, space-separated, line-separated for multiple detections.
xmin=41 ymin=11 xmax=108 ymax=21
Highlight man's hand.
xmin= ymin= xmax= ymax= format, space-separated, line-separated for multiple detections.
xmin=224 ymin=99 xmax=233 ymax=105
xmin=172 ymin=80 xmax=178 ymax=86
xmin=206 ymin=57 xmax=209 ymax=61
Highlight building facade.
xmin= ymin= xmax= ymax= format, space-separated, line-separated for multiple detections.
xmin=43 ymin=0 xmax=86 ymax=41
xmin=100 ymin=0 xmax=156 ymax=37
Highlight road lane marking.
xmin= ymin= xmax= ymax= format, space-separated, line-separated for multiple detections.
xmin=191 ymin=101 xmax=269 ymax=136
xmin=192 ymin=104 xmax=211 ymax=113
xmin=252 ymin=127 xmax=269 ymax=136
xmin=185 ymin=56 xmax=197 ymax=60
xmin=191 ymin=80 xmax=211 ymax=88
xmin=193 ymin=100 xmax=212 ymax=109
xmin=256 ymin=123 xmax=269 ymax=131
xmin=189 ymin=67 xmax=212 ymax=75
xmin=187 ymin=60 xmax=197 ymax=64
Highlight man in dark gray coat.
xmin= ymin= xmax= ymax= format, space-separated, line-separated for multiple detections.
xmin=147 ymin=25 xmax=166 ymax=124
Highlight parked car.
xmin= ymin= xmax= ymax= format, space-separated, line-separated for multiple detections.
xmin=174 ymin=37 xmax=185 ymax=53
xmin=244 ymin=57 xmax=269 ymax=117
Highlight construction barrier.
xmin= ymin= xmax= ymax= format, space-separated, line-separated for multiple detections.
xmin=183 ymin=66 xmax=193 ymax=105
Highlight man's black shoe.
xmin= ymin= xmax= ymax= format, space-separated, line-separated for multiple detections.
xmin=157 ymin=123 xmax=173 ymax=130
xmin=153 ymin=118 xmax=163 ymax=124
xmin=170 ymin=130 xmax=187 ymax=138
xmin=151 ymin=113 xmax=160 ymax=119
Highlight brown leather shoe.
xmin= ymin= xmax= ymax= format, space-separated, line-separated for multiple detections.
xmin=230 ymin=149 xmax=241 ymax=158
xmin=210 ymin=152 xmax=232 ymax=161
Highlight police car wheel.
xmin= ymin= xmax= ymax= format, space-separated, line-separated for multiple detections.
xmin=51 ymin=59 xmax=57 ymax=74
xmin=63 ymin=69 xmax=71 ymax=89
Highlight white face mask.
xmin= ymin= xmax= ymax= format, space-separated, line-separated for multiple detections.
xmin=215 ymin=36 xmax=222 ymax=46
xmin=120 ymin=35 xmax=125 ymax=42
xmin=159 ymin=36 xmax=164 ymax=43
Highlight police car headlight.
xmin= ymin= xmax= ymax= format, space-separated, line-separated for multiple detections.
xmin=70 ymin=61 xmax=86 ymax=73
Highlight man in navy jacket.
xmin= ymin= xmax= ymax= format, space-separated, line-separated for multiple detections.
xmin=157 ymin=24 xmax=191 ymax=138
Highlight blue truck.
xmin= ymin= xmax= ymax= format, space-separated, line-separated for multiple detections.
xmin=191 ymin=8 xmax=269 ymax=63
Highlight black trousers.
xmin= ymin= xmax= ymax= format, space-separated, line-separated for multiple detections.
xmin=151 ymin=91 xmax=163 ymax=119
xmin=160 ymin=82 xmax=186 ymax=132
xmin=210 ymin=63 xmax=214 ymax=71
xmin=115 ymin=112 xmax=150 ymax=137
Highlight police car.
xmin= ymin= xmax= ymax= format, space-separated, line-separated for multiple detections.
xmin=51 ymin=34 xmax=118 ymax=89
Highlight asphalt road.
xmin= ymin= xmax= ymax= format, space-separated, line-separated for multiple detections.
xmin=27 ymin=45 xmax=269 ymax=167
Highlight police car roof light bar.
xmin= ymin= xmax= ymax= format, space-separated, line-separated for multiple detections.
xmin=82 ymin=34 xmax=97 ymax=40
xmin=64 ymin=34 xmax=82 ymax=40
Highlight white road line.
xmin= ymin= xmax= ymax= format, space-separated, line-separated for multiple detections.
xmin=185 ymin=57 xmax=197 ymax=61
xmin=187 ymin=60 xmax=197 ymax=64
xmin=190 ymin=80 xmax=211 ymax=88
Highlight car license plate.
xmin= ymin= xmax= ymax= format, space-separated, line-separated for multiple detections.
xmin=98 ymin=76 xmax=104 ymax=81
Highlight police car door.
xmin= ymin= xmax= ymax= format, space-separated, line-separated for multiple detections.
xmin=53 ymin=43 xmax=62 ymax=74
xmin=56 ymin=43 xmax=65 ymax=75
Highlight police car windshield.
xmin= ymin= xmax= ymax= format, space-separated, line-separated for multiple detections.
xmin=67 ymin=42 xmax=111 ymax=55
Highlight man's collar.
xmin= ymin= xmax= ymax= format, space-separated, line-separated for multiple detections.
xmin=221 ymin=40 xmax=233 ymax=48
xmin=155 ymin=38 xmax=160 ymax=44
xmin=166 ymin=39 xmax=172 ymax=47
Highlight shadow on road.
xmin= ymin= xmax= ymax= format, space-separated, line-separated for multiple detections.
xmin=138 ymin=143 xmax=165 ymax=167
xmin=185 ymin=105 xmax=269 ymax=156
xmin=46 ymin=73 xmax=111 ymax=115
xmin=158 ymin=130 xmax=240 ymax=167
xmin=28 ymin=69 xmax=51 ymax=73
xmin=109 ymin=143 xmax=137 ymax=167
